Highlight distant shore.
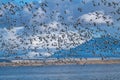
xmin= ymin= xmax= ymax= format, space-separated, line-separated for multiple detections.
xmin=0 ymin=58 xmax=120 ymax=66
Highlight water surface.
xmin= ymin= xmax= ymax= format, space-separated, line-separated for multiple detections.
xmin=0 ymin=64 xmax=120 ymax=80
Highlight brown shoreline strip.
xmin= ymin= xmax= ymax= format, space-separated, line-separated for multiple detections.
xmin=0 ymin=59 xmax=120 ymax=66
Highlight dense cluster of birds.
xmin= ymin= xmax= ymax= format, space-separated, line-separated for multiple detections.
xmin=0 ymin=0 xmax=120 ymax=60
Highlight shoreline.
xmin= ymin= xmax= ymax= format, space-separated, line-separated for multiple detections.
xmin=0 ymin=59 xmax=120 ymax=66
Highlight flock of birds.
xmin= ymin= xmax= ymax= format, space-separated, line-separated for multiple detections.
xmin=0 ymin=0 xmax=120 ymax=60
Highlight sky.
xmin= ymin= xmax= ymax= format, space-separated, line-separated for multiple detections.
xmin=0 ymin=0 xmax=120 ymax=58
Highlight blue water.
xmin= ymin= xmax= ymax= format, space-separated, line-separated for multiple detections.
xmin=0 ymin=64 xmax=120 ymax=80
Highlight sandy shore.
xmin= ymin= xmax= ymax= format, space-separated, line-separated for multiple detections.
xmin=0 ymin=59 xmax=120 ymax=66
